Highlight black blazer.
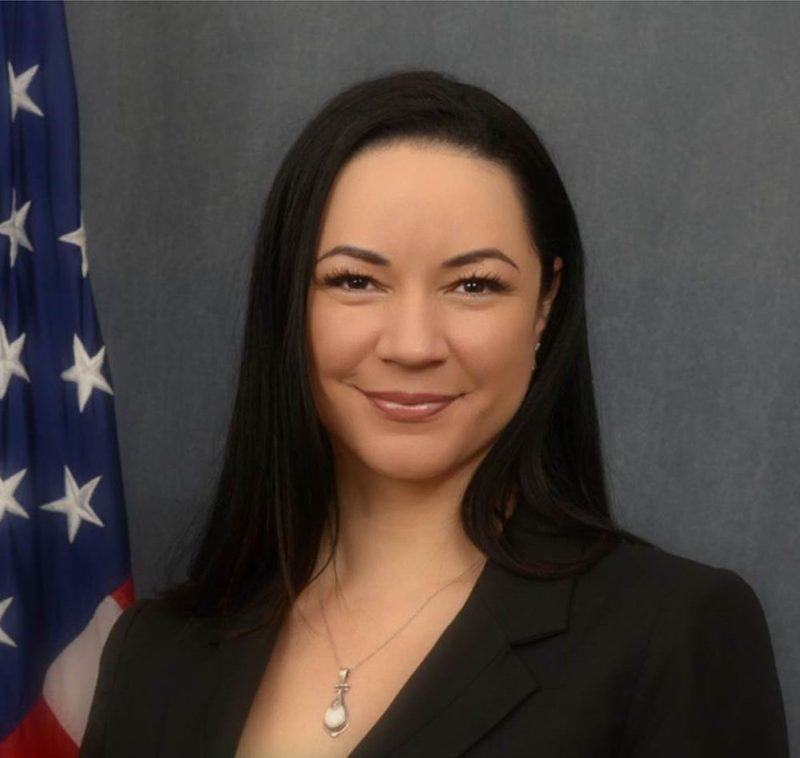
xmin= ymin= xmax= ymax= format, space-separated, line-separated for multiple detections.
xmin=79 ymin=522 xmax=790 ymax=758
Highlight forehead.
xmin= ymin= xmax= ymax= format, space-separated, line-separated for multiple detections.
xmin=316 ymin=142 xmax=533 ymax=263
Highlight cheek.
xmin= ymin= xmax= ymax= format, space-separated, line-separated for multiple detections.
xmin=456 ymin=313 xmax=534 ymax=424
xmin=312 ymin=337 xmax=370 ymax=387
xmin=307 ymin=298 xmax=369 ymax=372
xmin=457 ymin=309 xmax=533 ymax=381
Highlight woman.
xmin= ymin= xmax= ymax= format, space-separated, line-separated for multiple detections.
xmin=80 ymin=70 xmax=789 ymax=758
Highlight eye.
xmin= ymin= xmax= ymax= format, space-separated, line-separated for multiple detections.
xmin=320 ymin=267 xmax=379 ymax=292
xmin=452 ymin=270 xmax=510 ymax=297
xmin=319 ymin=267 xmax=510 ymax=298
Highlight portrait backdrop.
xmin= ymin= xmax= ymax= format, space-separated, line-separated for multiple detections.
xmin=63 ymin=2 xmax=799 ymax=752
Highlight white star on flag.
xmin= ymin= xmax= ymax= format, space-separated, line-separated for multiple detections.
xmin=0 ymin=319 xmax=30 ymax=399
xmin=59 ymin=211 xmax=89 ymax=277
xmin=0 ymin=468 xmax=29 ymax=525
xmin=0 ymin=188 xmax=34 ymax=267
xmin=7 ymin=61 xmax=44 ymax=121
xmin=39 ymin=465 xmax=104 ymax=544
xmin=60 ymin=334 xmax=114 ymax=412
xmin=0 ymin=597 xmax=17 ymax=648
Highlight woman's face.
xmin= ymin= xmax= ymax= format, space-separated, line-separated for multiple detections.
xmin=306 ymin=141 xmax=561 ymax=484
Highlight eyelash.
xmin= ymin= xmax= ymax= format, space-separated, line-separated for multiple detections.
xmin=320 ymin=267 xmax=511 ymax=297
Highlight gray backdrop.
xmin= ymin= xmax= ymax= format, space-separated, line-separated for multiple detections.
xmin=64 ymin=1 xmax=799 ymax=751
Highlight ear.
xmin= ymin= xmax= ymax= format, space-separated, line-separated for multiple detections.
xmin=535 ymin=257 xmax=563 ymax=338
xmin=544 ymin=257 xmax=563 ymax=317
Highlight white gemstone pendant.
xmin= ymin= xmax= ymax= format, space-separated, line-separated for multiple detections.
xmin=323 ymin=668 xmax=351 ymax=737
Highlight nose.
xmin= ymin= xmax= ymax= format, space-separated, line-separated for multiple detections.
xmin=374 ymin=291 xmax=450 ymax=367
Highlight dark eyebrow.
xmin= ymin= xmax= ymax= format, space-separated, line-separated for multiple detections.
xmin=315 ymin=245 xmax=520 ymax=272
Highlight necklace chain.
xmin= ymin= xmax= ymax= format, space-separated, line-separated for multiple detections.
xmin=317 ymin=554 xmax=486 ymax=673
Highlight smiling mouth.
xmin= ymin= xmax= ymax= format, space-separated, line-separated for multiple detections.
xmin=359 ymin=390 xmax=459 ymax=421
xmin=360 ymin=389 xmax=461 ymax=404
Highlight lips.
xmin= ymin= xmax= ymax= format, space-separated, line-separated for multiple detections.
xmin=362 ymin=390 xmax=458 ymax=404
xmin=359 ymin=388 xmax=460 ymax=421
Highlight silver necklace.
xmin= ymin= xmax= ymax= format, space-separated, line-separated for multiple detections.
xmin=318 ymin=554 xmax=486 ymax=738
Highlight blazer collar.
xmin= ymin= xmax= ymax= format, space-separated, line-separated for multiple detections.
xmin=186 ymin=515 xmax=590 ymax=758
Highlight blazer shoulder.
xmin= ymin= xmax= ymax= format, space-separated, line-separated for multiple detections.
xmin=79 ymin=598 xmax=153 ymax=758
xmin=585 ymin=535 xmax=763 ymax=612
xmin=113 ymin=596 xmax=217 ymax=655
xmin=568 ymin=535 xmax=778 ymax=664
xmin=80 ymin=596 xmax=218 ymax=757
xmin=595 ymin=541 xmax=790 ymax=756
xmin=603 ymin=539 xmax=776 ymax=664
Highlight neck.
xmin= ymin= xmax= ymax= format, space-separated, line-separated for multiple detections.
xmin=310 ymin=493 xmax=487 ymax=613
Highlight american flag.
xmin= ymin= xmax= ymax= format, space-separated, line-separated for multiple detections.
xmin=0 ymin=2 xmax=135 ymax=756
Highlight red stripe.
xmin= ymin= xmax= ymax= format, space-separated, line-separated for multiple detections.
xmin=0 ymin=695 xmax=77 ymax=757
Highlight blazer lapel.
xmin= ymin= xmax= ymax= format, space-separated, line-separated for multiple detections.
xmin=351 ymin=524 xmax=590 ymax=758
xmin=196 ymin=517 xmax=590 ymax=758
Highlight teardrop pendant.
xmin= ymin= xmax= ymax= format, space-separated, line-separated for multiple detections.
xmin=322 ymin=667 xmax=351 ymax=737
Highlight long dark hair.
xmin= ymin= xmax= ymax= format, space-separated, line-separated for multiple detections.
xmin=156 ymin=69 xmax=655 ymax=638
